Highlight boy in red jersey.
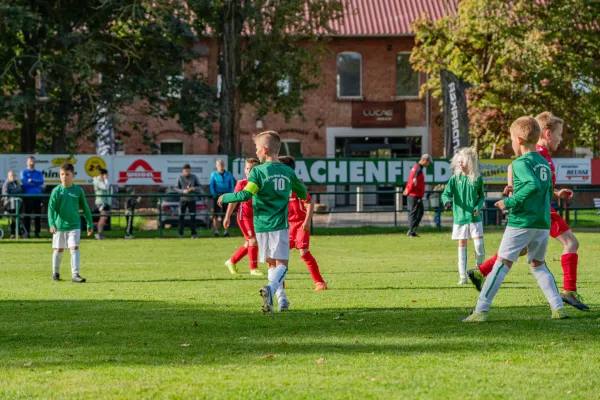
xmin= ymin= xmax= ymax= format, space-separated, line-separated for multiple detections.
xmin=223 ymin=158 xmax=263 ymax=276
xmin=468 ymin=112 xmax=588 ymax=311
xmin=279 ymin=156 xmax=327 ymax=291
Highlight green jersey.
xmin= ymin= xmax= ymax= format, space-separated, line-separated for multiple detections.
xmin=48 ymin=184 xmax=94 ymax=232
xmin=504 ymin=152 xmax=553 ymax=229
xmin=221 ymin=161 xmax=307 ymax=233
xmin=441 ymin=174 xmax=485 ymax=225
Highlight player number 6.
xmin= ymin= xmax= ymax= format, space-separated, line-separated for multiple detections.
xmin=540 ymin=168 xmax=548 ymax=182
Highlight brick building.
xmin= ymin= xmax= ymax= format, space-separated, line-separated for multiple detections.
xmin=80 ymin=0 xmax=455 ymax=162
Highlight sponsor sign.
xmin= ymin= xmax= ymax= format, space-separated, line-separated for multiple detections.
xmin=3 ymin=154 xmax=109 ymax=185
xmin=478 ymin=159 xmax=512 ymax=185
xmin=554 ymin=158 xmax=592 ymax=185
xmin=351 ymin=102 xmax=406 ymax=128
xmin=441 ymin=70 xmax=471 ymax=157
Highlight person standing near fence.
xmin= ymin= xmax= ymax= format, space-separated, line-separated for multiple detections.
xmin=175 ymin=164 xmax=202 ymax=239
xmin=403 ymin=154 xmax=432 ymax=237
xmin=210 ymin=159 xmax=235 ymax=237
xmin=125 ymin=187 xmax=141 ymax=239
xmin=21 ymin=156 xmax=44 ymax=238
xmin=2 ymin=170 xmax=23 ymax=239
xmin=93 ymin=168 xmax=111 ymax=240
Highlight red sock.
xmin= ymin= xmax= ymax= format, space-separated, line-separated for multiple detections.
xmin=230 ymin=245 xmax=248 ymax=264
xmin=301 ymin=251 xmax=324 ymax=284
xmin=479 ymin=253 xmax=498 ymax=277
xmin=248 ymin=245 xmax=258 ymax=270
xmin=561 ymin=253 xmax=578 ymax=292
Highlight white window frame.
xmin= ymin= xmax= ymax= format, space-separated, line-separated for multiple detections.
xmin=280 ymin=139 xmax=302 ymax=157
xmin=395 ymin=52 xmax=421 ymax=100
xmin=159 ymin=140 xmax=185 ymax=155
xmin=336 ymin=52 xmax=362 ymax=100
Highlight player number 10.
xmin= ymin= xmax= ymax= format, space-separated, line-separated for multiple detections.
xmin=540 ymin=168 xmax=548 ymax=182
xmin=273 ymin=178 xmax=286 ymax=191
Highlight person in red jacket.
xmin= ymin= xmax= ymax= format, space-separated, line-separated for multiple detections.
xmin=403 ymin=154 xmax=432 ymax=237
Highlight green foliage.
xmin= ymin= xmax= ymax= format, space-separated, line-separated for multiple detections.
xmin=411 ymin=0 xmax=600 ymax=157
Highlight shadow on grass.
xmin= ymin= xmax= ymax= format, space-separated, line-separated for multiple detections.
xmin=0 ymin=300 xmax=597 ymax=370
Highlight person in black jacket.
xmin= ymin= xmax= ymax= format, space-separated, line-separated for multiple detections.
xmin=174 ymin=164 xmax=202 ymax=238
xmin=125 ymin=187 xmax=141 ymax=239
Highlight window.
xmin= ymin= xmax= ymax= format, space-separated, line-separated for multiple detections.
xmin=280 ymin=140 xmax=302 ymax=157
xmin=337 ymin=52 xmax=362 ymax=98
xmin=167 ymin=61 xmax=184 ymax=99
xmin=160 ymin=141 xmax=184 ymax=155
xmin=396 ymin=53 xmax=420 ymax=98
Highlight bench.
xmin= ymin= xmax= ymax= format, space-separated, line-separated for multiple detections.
xmin=594 ymin=198 xmax=600 ymax=214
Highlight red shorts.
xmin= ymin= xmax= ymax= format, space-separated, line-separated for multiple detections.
xmin=238 ymin=218 xmax=255 ymax=240
xmin=289 ymin=220 xmax=310 ymax=250
xmin=550 ymin=208 xmax=570 ymax=238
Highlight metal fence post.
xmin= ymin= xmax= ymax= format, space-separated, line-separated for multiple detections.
xmin=158 ymin=196 xmax=163 ymax=238
xmin=356 ymin=187 xmax=363 ymax=213
xmin=15 ymin=198 xmax=20 ymax=240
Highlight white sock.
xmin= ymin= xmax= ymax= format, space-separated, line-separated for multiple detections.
xmin=52 ymin=250 xmax=63 ymax=275
xmin=475 ymin=261 xmax=510 ymax=313
xmin=458 ymin=246 xmax=467 ymax=279
xmin=276 ymin=281 xmax=288 ymax=303
xmin=474 ymin=239 xmax=485 ymax=266
xmin=70 ymin=250 xmax=80 ymax=276
xmin=268 ymin=265 xmax=287 ymax=294
xmin=531 ymin=264 xmax=564 ymax=311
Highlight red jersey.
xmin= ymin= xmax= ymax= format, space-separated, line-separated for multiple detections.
xmin=234 ymin=179 xmax=253 ymax=220
xmin=405 ymin=163 xmax=425 ymax=198
xmin=288 ymin=190 xmax=312 ymax=223
xmin=536 ymin=144 xmax=556 ymax=187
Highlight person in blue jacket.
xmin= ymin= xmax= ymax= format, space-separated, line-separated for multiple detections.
xmin=209 ymin=158 xmax=235 ymax=237
xmin=21 ymin=156 xmax=45 ymax=238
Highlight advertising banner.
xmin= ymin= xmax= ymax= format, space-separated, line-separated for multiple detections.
xmin=554 ymin=158 xmax=592 ymax=185
xmin=478 ymin=159 xmax=512 ymax=185
xmin=441 ymin=69 xmax=471 ymax=158
xmin=3 ymin=154 xmax=109 ymax=185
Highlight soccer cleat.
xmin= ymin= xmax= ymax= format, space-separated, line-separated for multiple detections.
xmin=191 ymin=234 xmax=197 ymax=239
xmin=315 ymin=282 xmax=328 ymax=291
xmin=94 ymin=234 xmax=102 ymax=240
xmin=460 ymin=311 xmax=489 ymax=323
xmin=458 ymin=277 xmax=468 ymax=285
xmin=278 ymin=298 xmax=290 ymax=312
xmin=551 ymin=307 xmax=570 ymax=319
xmin=467 ymin=268 xmax=485 ymax=292
xmin=178 ymin=234 xmax=184 ymax=239
xmin=213 ymin=232 xmax=220 ymax=237
xmin=223 ymin=231 xmax=230 ymax=238
xmin=561 ymin=291 xmax=589 ymax=311
xmin=408 ymin=232 xmax=420 ymax=238
xmin=225 ymin=260 xmax=239 ymax=275
xmin=250 ymin=269 xmax=264 ymax=276
xmin=259 ymin=285 xmax=274 ymax=314
xmin=72 ymin=274 xmax=86 ymax=283
xmin=124 ymin=235 xmax=135 ymax=239
xmin=52 ymin=273 xmax=60 ymax=282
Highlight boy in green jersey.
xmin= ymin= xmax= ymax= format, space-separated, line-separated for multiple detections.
xmin=442 ymin=147 xmax=485 ymax=285
xmin=462 ymin=117 xmax=568 ymax=322
xmin=48 ymin=163 xmax=94 ymax=283
xmin=218 ymin=131 xmax=307 ymax=313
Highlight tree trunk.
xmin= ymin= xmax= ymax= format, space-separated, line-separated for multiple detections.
xmin=218 ymin=0 xmax=242 ymax=156
xmin=21 ymin=106 xmax=37 ymax=153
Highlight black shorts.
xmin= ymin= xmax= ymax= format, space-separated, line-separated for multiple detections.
xmin=99 ymin=204 xmax=111 ymax=213
xmin=212 ymin=198 xmax=226 ymax=216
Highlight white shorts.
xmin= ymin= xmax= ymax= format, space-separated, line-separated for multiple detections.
xmin=256 ymin=229 xmax=290 ymax=263
xmin=498 ymin=227 xmax=549 ymax=263
xmin=52 ymin=229 xmax=81 ymax=249
xmin=452 ymin=222 xmax=484 ymax=240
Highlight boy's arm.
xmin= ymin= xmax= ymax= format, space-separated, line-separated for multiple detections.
xmin=503 ymin=165 xmax=540 ymax=210
xmin=79 ymin=189 xmax=94 ymax=231
xmin=441 ymin=176 xmax=454 ymax=206
xmin=47 ymin=189 xmax=57 ymax=230
xmin=94 ymin=178 xmax=108 ymax=191
xmin=302 ymin=195 xmax=314 ymax=232
xmin=476 ymin=177 xmax=485 ymax=211
xmin=404 ymin=167 xmax=416 ymax=195
xmin=173 ymin=177 xmax=184 ymax=194
xmin=291 ymin=174 xmax=307 ymax=200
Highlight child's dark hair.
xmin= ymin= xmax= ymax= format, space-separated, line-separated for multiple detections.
xmin=126 ymin=187 xmax=136 ymax=194
xmin=183 ymin=164 xmax=191 ymax=170
xmin=96 ymin=166 xmax=108 ymax=175
xmin=60 ymin=163 xmax=75 ymax=173
xmin=279 ymin=156 xmax=296 ymax=170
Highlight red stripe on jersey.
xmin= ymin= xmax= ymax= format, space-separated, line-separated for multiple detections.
xmin=536 ymin=144 xmax=556 ymax=187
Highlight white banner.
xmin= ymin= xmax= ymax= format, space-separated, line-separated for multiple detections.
xmin=112 ymin=155 xmax=227 ymax=186
xmin=554 ymin=158 xmax=592 ymax=185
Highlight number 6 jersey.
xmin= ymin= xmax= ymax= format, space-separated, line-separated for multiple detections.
xmin=503 ymin=152 xmax=553 ymax=229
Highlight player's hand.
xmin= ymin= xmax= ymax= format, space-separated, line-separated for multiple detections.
xmin=189 ymin=187 xmax=196 ymax=192
xmin=301 ymin=221 xmax=310 ymax=232
xmin=28 ymin=178 xmax=32 ymax=183
xmin=87 ymin=230 xmax=93 ymax=236
xmin=503 ymin=185 xmax=513 ymax=195
xmin=494 ymin=200 xmax=506 ymax=211
xmin=49 ymin=226 xmax=57 ymax=234
xmin=444 ymin=202 xmax=452 ymax=210
xmin=183 ymin=189 xmax=190 ymax=195
xmin=557 ymin=189 xmax=573 ymax=199
xmin=473 ymin=209 xmax=479 ymax=217
xmin=223 ymin=217 xmax=230 ymax=230
xmin=403 ymin=189 xmax=408 ymax=196
xmin=217 ymin=195 xmax=224 ymax=207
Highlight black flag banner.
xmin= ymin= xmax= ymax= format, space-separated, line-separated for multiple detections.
xmin=441 ymin=69 xmax=470 ymax=158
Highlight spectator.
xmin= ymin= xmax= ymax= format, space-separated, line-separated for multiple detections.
xmin=403 ymin=154 xmax=433 ymax=237
xmin=209 ymin=158 xmax=235 ymax=237
xmin=125 ymin=187 xmax=141 ymax=239
xmin=2 ymin=170 xmax=23 ymax=239
xmin=174 ymin=164 xmax=202 ymax=239
xmin=93 ymin=168 xmax=111 ymax=240
xmin=21 ymin=156 xmax=44 ymax=238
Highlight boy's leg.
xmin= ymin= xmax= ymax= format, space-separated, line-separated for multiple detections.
xmin=259 ymin=230 xmax=289 ymax=313
xmin=452 ymin=224 xmax=468 ymax=284
xmin=247 ymin=236 xmax=259 ymax=272
xmin=189 ymin=201 xmax=197 ymax=236
xmin=472 ymin=222 xmax=485 ymax=266
xmin=68 ymin=230 xmax=85 ymax=282
xmin=126 ymin=214 xmax=133 ymax=236
xmin=52 ymin=231 xmax=65 ymax=279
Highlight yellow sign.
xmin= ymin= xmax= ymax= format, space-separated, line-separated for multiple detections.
xmin=479 ymin=159 xmax=513 ymax=184
xmin=51 ymin=157 xmax=76 ymax=167
xmin=85 ymin=156 xmax=108 ymax=178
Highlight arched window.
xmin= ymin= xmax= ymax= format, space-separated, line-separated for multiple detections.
xmin=337 ymin=52 xmax=362 ymax=98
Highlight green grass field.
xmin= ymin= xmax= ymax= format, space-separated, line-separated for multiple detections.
xmin=1 ymin=231 xmax=599 ymax=399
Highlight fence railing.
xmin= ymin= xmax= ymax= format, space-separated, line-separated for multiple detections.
xmin=1 ymin=187 xmax=599 ymax=239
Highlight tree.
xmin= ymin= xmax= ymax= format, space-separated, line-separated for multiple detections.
xmin=411 ymin=0 xmax=600 ymax=157
xmin=197 ymin=0 xmax=345 ymax=156
xmin=0 ymin=0 xmax=218 ymax=153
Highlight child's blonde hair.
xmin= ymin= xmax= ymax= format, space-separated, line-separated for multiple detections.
xmin=245 ymin=158 xmax=259 ymax=167
xmin=254 ymin=130 xmax=281 ymax=154
xmin=510 ymin=116 xmax=541 ymax=144
xmin=535 ymin=111 xmax=564 ymax=135
xmin=450 ymin=147 xmax=480 ymax=184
